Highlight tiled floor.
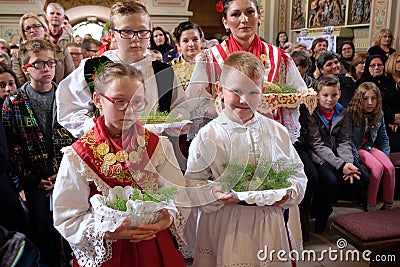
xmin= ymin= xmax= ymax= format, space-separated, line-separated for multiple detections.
xmin=186 ymin=200 xmax=400 ymax=267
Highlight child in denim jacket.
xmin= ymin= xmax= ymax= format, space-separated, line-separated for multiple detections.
xmin=348 ymin=82 xmax=395 ymax=211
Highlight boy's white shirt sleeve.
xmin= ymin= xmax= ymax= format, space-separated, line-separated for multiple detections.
xmin=184 ymin=122 xmax=226 ymax=213
xmin=56 ymin=61 xmax=95 ymax=138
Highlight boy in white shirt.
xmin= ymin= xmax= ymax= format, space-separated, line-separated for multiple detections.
xmin=185 ymin=51 xmax=307 ymax=266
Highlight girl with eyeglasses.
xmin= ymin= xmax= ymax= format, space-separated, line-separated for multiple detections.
xmin=53 ymin=62 xmax=187 ymax=267
xmin=11 ymin=12 xmax=74 ymax=86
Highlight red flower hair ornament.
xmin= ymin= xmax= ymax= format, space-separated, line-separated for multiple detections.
xmin=216 ymin=1 xmax=224 ymax=13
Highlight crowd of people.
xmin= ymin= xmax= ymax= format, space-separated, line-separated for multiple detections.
xmin=0 ymin=0 xmax=398 ymax=266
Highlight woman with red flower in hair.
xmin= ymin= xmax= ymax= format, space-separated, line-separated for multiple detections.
xmin=187 ymin=0 xmax=306 ymax=142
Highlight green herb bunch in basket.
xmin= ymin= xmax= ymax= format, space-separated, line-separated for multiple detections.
xmin=90 ymin=186 xmax=178 ymax=231
xmin=106 ymin=187 xmax=178 ymax=212
xmin=219 ymin=161 xmax=294 ymax=192
xmin=263 ymin=82 xmax=298 ymax=94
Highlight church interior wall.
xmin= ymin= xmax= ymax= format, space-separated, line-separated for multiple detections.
xmin=0 ymin=0 xmax=399 ymax=51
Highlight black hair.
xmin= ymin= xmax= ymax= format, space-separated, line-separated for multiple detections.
xmin=150 ymin=27 xmax=167 ymax=48
xmin=275 ymin=31 xmax=288 ymax=47
xmin=339 ymin=41 xmax=355 ymax=58
xmin=173 ymin=21 xmax=204 ymax=44
xmin=0 ymin=64 xmax=20 ymax=89
xmin=316 ymin=51 xmax=339 ymax=72
xmin=220 ymin=0 xmax=260 ymax=19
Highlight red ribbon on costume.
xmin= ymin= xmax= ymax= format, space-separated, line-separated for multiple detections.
xmin=73 ymin=116 xmax=159 ymax=191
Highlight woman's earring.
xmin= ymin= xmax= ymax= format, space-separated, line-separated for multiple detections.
xmin=215 ymin=96 xmax=224 ymax=115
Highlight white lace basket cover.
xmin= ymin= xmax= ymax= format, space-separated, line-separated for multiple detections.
xmin=90 ymin=186 xmax=178 ymax=232
xmin=232 ymin=187 xmax=294 ymax=206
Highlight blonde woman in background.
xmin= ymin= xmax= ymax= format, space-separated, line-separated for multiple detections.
xmin=382 ymin=52 xmax=400 ymax=153
xmin=11 ymin=13 xmax=74 ymax=85
xmin=368 ymin=28 xmax=396 ymax=63
xmin=385 ymin=52 xmax=400 ymax=85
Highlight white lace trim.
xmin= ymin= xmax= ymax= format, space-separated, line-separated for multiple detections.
xmin=169 ymin=209 xmax=190 ymax=257
xmin=71 ymin=224 xmax=114 ymax=267
xmin=282 ymin=108 xmax=301 ymax=144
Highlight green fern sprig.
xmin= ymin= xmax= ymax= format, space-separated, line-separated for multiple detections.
xmin=85 ymin=60 xmax=112 ymax=91
xmin=220 ymin=161 xmax=294 ymax=192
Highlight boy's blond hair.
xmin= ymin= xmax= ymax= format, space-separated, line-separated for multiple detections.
xmin=220 ymin=51 xmax=264 ymax=85
xmin=109 ymin=0 xmax=150 ymax=29
xmin=19 ymin=39 xmax=57 ymax=65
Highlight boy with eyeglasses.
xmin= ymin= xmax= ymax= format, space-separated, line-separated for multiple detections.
xmin=81 ymin=36 xmax=102 ymax=58
xmin=66 ymin=42 xmax=83 ymax=68
xmin=57 ymin=0 xmax=187 ymax=139
xmin=2 ymin=39 xmax=75 ymax=266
